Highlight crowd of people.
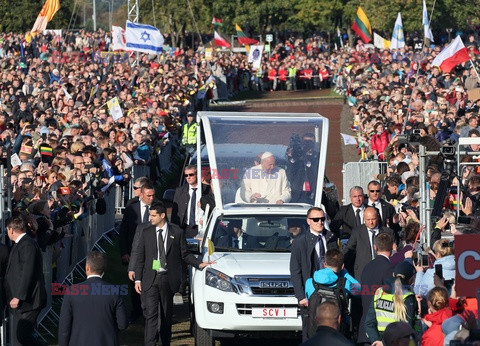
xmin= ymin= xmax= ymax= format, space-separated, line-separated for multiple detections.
xmin=0 ymin=26 xmax=479 ymax=345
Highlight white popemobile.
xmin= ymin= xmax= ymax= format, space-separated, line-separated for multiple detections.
xmin=189 ymin=112 xmax=329 ymax=345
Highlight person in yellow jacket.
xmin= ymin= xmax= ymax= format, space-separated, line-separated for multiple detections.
xmin=364 ymin=261 xmax=417 ymax=346
xmin=181 ymin=112 xmax=197 ymax=155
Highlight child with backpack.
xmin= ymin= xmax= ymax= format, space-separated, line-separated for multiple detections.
xmin=304 ymin=248 xmax=360 ymax=339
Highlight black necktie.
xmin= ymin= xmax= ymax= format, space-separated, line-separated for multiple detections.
xmin=189 ymin=188 xmax=197 ymax=226
xmin=355 ymin=208 xmax=362 ymax=226
xmin=315 ymin=235 xmax=325 ymax=270
xmin=143 ymin=205 xmax=149 ymax=223
xmin=157 ymin=228 xmax=167 ymax=269
xmin=370 ymin=229 xmax=376 ymax=259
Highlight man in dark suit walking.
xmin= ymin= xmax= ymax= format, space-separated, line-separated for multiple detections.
xmin=119 ymin=181 xmax=155 ymax=323
xmin=134 ymin=201 xmax=212 ymax=346
xmin=330 ymin=186 xmax=365 ymax=239
xmin=171 ymin=165 xmax=210 ymax=238
xmin=125 ymin=176 xmax=151 ymax=208
xmin=290 ymin=207 xmax=338 ymax=342
xmin=58 ymin=251 xmax=128 ymax=346
xmin=343 ymin=207 xmax=394 ymax=280
xmin=357 ymin=232 xmax=395 ymax=344
xmin=5 ymin=216 xmax=47 ymax=346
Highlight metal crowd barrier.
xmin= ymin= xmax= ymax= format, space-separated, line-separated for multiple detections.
xmin=342 ymin=161 xmax=388 ymax=205
xmin=36 ymin=164 xmax=151 ymax=343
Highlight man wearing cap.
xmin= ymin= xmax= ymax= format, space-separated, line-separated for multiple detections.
xmin=240 ymin=152 xmax=291 ymax=204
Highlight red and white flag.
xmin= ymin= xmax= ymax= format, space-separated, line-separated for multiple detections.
xmin=112 ymin=25 xmax=127 ymax=51
xmin=214 ymin=31 xmax=231 ymax=48
xmin=432 ymin=36 xmax=470 ymax=72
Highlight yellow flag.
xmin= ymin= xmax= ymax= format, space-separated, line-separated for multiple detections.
xmin=31 ymin=0 xmax=61 ymax=33
xmin=207 ymin=238 xmax=215 ymax=256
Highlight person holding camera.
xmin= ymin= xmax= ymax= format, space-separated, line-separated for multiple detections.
xmin=414 ymin=239 xmax=455 ymax=298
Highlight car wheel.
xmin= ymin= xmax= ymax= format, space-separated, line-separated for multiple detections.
xmin=195 ymin=321 xmax=215 ymax=346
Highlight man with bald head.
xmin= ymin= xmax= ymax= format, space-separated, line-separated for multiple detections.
xmin=240 ymin=152 xmax=291 ymax=204
xmin=343 ymin=207 xmax=394 ymax=280
xmin=301 ymin=301 xmax=353 ymax=345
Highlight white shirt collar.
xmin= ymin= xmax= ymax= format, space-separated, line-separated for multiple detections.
xmin=15 ymin=233 xmax=27 ymax=244
xmin=87 ymin=274 xmax=104 ymax=279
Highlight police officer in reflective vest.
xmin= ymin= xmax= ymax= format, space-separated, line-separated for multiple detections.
xmin=182 ymin=112 xmax=197 ymax=155
xmin=364 ymin=261 xmax=417 ymax=344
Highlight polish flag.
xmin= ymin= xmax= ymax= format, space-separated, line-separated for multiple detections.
xmin=432 ymin=36 xmax=470 ymax=72
xmin=214 ymin=31 xmax=231 ymax=48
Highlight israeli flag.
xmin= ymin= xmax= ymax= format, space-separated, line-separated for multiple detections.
xmin=125 ymin=20 xmax=164 ymax=54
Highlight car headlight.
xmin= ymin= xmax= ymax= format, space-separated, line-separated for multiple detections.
xmin=205 ymin=268 xmax=237 ymax=293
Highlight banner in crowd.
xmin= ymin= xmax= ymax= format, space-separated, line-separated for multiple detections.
xmin=107 ymin=97 xmax=124 ymax=121
xmin=112 ymin=25 xmax=127 ymax=51
xmin=390 ymin=13 xmax=405 ymax=49
xmin=351 ymin=6 xmax=372 ymax=43
xmin=248 ymin=45 xmax=264 ymax=69
xmin=341 ymin=133 xmax=358 ymax=145
xmin=432 ymin=35 xmax=470 ymax=73
xmin=31 ymin=0 xmax=60 ymax=33
xmin=43 ymin=29 xmax=62 ymax=37
xmin=455 ymin=234 xmax=480 ymax=297
xmin=125 ymin=20 xmax=164 ymax=54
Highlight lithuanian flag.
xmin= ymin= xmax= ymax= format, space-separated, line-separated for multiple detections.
xmin=235 ymin=24 xmax=259 ymax=45
xmin=351 ymin=6 xmax=372 ymax=43
xmin=40 ymin=146 xmax=53 ymax=157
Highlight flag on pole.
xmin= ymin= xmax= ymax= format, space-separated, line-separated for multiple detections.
xmin=351 ymin=7 xmax=372 ymax=43
xmin=107 ymin=97 xmax=124 ymax=121
xmin=235 ymin=24 xmax=259 ymax=45
xmin=248 ymin=45 xmax=264 ymax=69
xmin=340 ymin=133 xmax=358 ymax=145
xmin=214 ymin=31 xmax=231 ymax=48
xmin=431 ymin=35 xmax=470 ymax=72
xmin=125 ymin=20 xmax=164 ymax=54
xmin=423 ymin=0 xmax=434 ymax=42
xmin=374 ymin=32 xmax=391 ymax=49
xmin=212 ymin=17 xmax=223 ymax=27
xmin=390 ymin=13 xmax=405 ymax=49
xmin=207 ymin=238 xmax=215 ymax=256
xmin=112 ymin=26 xmax=127 ymax=51
xmin=337 ymin=28 xmax=344 ymax=48
xmin=31 ymin=0 xmax=60 ymax=33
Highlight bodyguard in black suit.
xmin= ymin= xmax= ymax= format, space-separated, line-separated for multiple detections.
xmin=357 ymin=232 xmax=395 ymax=344
xmin=330 ymin=186 xmax=365 ymax=239
xmin=290 ymin=207 xmax=338 ymax=342
xmin=58 ymin=251 xmax=128 ymax=346
xmin=343 ymin=207 xmax=394 ymax=280
xmin=5 ymin=216 xmax=47 ymax=346
xmin=366 ymin=180 xmax=396 ymax=228
xmin=134 ymin=201 xmax=212 ymax=346
xmin=119 ymin=181 xmax=155 ymax=322
xmin=171 ymin=165 xmax=210 ymax=238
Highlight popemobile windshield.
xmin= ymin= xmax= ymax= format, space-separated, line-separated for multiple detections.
xmin=198 ymin=112 xmax=329 ymax=210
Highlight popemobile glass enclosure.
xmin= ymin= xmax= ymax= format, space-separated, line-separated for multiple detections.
xmin=197 ymin=112 xmax=330 ymax=211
